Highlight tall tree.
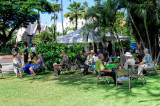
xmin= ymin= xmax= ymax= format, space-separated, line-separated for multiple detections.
xmin=115 ymin=11 xmax=126 ymax=35
xmin=0 ymin=0 xmax=52 ymax=45
xmin=51 ymin=1 xmax=61 ymax=41
xmin=60 ymin=0 xmax=71 ymax=35
xmin=64 ymin=1 xmax=85 ymax=30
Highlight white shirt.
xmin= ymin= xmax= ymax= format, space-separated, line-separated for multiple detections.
xmin=31 ymin=47 xmax=36 ymax=52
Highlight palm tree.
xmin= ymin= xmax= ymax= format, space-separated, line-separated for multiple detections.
xmin=116 ymin=11 xmax=126 ymax=35
xmin=83 ymin=0 xmax=124 ymax=52
xmin=51 ymin=1 xmax=61 ymax=41
xmin=64 ymin=1 xmax=85 ymax=30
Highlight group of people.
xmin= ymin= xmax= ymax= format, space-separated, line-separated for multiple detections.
xmin=76 ymin=48 xmax=154 ymax=85
xmin=12 ymin=44 xmax=43 ymax=77
xmin=12 ymin=43 xmax=154 ymax=85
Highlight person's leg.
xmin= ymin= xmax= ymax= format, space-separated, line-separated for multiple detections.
xmin=82 ymin=65 xmax=89 ymax=75
xmin=19 ymin=68 xmax=23 ymax=77
xmin=104 ymin=71 xmax=116 ymax=84
xmin=14 ymin=67 xmax=18 ymax=77
xmin=138 ymin=64 xmax=146 ymax=75
xmin=54 ymin=66 xmax=61 ymax=76
xmin=29 ymin=67 xmax=36 ymax=76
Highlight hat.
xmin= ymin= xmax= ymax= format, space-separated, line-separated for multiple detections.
xmin=90 ymin=50 xmax=94 ymax=53
xmin=124 ymin=52 xmax=132 ymax=57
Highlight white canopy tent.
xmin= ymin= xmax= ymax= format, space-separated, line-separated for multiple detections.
xmin=57 ymin=28 xmax=131 ymax=43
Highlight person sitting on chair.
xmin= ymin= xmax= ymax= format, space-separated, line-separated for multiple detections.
xmin=136 ymin=48 xmax=154 ymax=76
xmin=123 ymin=52 xmax=135 ymax=74
xmin=29 ymin=53 xmax=43 ymax=76
xmin=95 ymin=54 xmax=117 ymax=85
xmin=77 ymin=51 xmax=89 ymax=76
xmin=24 ymin=52 xmax=37 ymax=74
xmin=105 ymin=51 xmax=120 ymax=70
xmin=54 ymin=51 xmax=69 ymax=76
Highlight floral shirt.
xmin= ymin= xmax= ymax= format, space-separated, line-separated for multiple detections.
xmin=142 ymin=54 xmax=154 ymax=67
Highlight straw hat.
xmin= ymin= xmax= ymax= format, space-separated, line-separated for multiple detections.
xmin=124 ymin=52 xmax=132 ymax=57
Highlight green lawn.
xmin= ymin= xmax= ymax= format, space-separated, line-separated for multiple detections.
xmin=0 ymin=55 xmax=12 ymax=57
xmin=0 ymin=71 xmax=160 ymax=106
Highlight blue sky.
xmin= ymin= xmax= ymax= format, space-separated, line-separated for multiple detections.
xmin=40 ymin=0 xmax=95 ymax=25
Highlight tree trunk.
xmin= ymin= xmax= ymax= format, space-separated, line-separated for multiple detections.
xmin=61 ymin=0 xmax=64 ymax=35
xmin=75 ymin=14 xmax=78 ymax=30
xmin=144 ymin=20 xmax=151 ymax=55
xmin=121 ymin=27 xmax=123 ymax=35
xmin=54 ymin=11 xmax=56 ymax=41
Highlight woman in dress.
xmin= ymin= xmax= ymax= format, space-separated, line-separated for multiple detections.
xmin=29 ymin=53 xmax=43 ymax=76
xmin=105 ymin=51 xmax=120 ymax=70
xmin=24 ymin=52 xmax=37 ymax=74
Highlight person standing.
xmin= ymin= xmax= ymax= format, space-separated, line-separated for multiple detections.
xmin=89 ymin=43 xmax=93 ymax=51
xmin=107 ymin=41 xmax=112 ymax=56
xmin=22 ymin=44 xmax=29 ymax=64
xmin=12 ymin=44 xmax=20 ymax=55
xmin=31 ymin=44 xmax=36 ymax=52
xmin=94 ymin=42 xmax=97 ymax=54
xmin=99 ymin=42 xmax=103 ymax=54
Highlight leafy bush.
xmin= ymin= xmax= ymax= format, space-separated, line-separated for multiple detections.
xmin=115 ymin=40 xmax=131 ymax=51
xmin=36 ymin=42 xmax=85 ymax=69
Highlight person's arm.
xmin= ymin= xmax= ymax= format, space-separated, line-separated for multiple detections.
xmin=136 ymin=61 xmax=146 ymax=67
xmin=87 ymin=55 xmax=89 ymax=61
xmin=109 ymin=56 xmax=112 ymax=63
xmin=34 ymin=59 xmax=41 ymax=64
xmin=101 ymin=69 xmax=112 ymax=72
xmin=113 ymin=58 xmax=120 ymax=63
xmin=92 ymin=58 xmax=94 ymax=65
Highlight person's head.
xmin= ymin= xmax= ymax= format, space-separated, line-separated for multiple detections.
xmin=61 ymin=51 xmax=66 ymax=57
xmin=144 ymin=48 xmax=149 ymax=55
xmin=32 ymin=44 xmax=35 ymax=47
xmin=38 ymin=53 xmax=42 ymax=58
xmin=89 ymin=43 xmax=92 ymax=46
xmin=90 ymin=50 xmax=94 ymax=56
xmin=14 ymin=44 xmax=17 ymax=48
xmin=98 ymin=54 xmax=104 ymax=61
xmin=79 ymin=51 xmax=83 ymax=56
xmin=112 ymin=51 xmax=117 ymax=56
xmin=24 ymin=44 xmax=27 ymax=48
xmin=108 ymin=41 xmax=111 ymax=44
xmin=31 ymin=52 xmax=36 ymax=57
xmin=124 ymin=52 xmax=133 ymax=58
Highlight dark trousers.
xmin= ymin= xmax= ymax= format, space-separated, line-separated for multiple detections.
xmin=24 ymin=58 xmax=28 ymax=64
xmin=79 ymin=64 xmax=89 ymax=75
xmin=100 ymin=71 xmax=116 ymax=84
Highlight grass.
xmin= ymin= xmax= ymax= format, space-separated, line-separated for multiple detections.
xmin=0 ymin=70 xmax=160 ymax=106
xmin=0 ymin=55 xmax=12 ymax=57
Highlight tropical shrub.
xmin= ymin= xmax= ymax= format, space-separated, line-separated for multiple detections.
xmin=115 ymin=40 xmax=131 ymax=51
xmin=36 ymin=42 xmax=85 ymax=69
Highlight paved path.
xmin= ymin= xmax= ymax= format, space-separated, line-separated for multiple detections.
xmin=0 ymin=59 xmax=24 ymax=74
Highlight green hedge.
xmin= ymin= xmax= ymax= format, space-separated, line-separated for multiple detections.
xmin=36 ymin=42 xmax=85 ymax=69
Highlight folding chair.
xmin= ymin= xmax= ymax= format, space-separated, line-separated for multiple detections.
xmin=131 ymin=68 xmax=146 ymax=86
xmin=115 ymin=69 xmax=130 ymax=90
xmin=0 ymin=64 xmax=3 ymax=77
xmin=143 ymin=63 xmax=158 ymax=75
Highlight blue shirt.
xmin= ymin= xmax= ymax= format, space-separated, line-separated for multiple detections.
xmin=142 ymin=54 xmax=154 ymax=67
